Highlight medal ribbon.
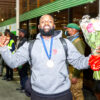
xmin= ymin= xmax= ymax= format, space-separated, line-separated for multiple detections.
xmin=40 ymin=36 xmax=53 ymax=60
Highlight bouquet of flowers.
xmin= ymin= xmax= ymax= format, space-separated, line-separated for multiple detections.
xmin=80 ymin=15 xmax=100 ymax=80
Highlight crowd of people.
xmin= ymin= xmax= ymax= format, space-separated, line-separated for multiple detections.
xmin=0 ymin=14 xmax=100 ymax=100
xmin=0 ymin=29 xmax=30 ymax=94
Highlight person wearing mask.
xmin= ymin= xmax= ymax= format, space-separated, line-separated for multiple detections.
xmin=64 ymin=23 xmax=85 ymax=100
xmin=0 ymin=15 xmax=99 ymax=100
xmin=2 ymin=29 xmax=15 ymax=81
xmin=16 ymin=29 xmax=29 ymax=93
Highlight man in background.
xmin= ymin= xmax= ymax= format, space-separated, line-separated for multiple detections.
xmin=0 ymin=14 xmax=98 ymax=100
xmin=0 ymin=32 xmax=3 ymax=76
xmin=16 ymin=29 xmax=29 ymax=93
xmin=64 ymin=23 xmax=85 ymax=100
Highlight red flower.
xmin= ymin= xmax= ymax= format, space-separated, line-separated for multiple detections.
xmin=89 ymin=55 xmax=100 ymax=71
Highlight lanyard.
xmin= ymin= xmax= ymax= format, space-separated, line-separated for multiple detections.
xmin=71 ymin=36 xmax=79 ymax=42
xmin=40 ymin=36 xmax=53 ymax=60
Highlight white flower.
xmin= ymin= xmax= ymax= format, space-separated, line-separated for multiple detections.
xmin=93 ymin=20 xmax=100 ymax=31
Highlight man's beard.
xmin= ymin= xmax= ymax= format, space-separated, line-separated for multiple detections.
xmin=39 ymin=27 xmax=54 ymax=36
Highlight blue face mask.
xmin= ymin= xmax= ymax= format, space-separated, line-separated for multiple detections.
xmin=64 ymin=31 xmax=68 ymax=36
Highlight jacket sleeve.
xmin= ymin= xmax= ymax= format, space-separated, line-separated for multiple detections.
xmin=72 ymin=38 xmax=86 ymax=78
xmin=65 ymin=39 xmax=89 ymax=70
xmin=0 ymin=42 xmax=30 ymax=69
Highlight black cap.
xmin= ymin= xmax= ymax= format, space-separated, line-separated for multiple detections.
xmin=5 ymin=29 xmax=10 ymax=33
xmin=18 ymin=29 xmax=27 ymax=35
xmin=4 ymin=29 xmax=11 ymax=36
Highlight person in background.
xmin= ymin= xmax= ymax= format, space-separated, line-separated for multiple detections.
xmin=64 ymin=23 xmax=85 ymax=100
xmin=2 ymin=29 xmax=15 ymax=81
xmin=0 ymin=15 xmax=99 ymax=100
xmin=16 ymin=29 xmax=29 ymax=93
xmin=0 ymin=54 xmax=3 ymax=76
xmin=0 ymin=32 xmax=3 ymax=76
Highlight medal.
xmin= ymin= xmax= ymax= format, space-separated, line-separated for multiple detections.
xmin=47 ymin=60 xmax=54 ymax=68
xmin=40 ymin=36 xmax=54 ymax=68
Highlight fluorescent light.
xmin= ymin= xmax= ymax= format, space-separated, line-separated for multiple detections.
xmin=1 ymin=18 xmax=4 ymax=21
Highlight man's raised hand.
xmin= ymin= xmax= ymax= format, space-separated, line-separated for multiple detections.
xmin=0 ymin=35 xmax=10 ymax=47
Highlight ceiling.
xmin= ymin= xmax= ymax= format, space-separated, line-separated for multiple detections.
xmin=0 ymin=0 xmax=98 ymax=23
xmin=0 ymin=0 xmax=16 ymax=22
xmin=0 ymin=0 xmax=55 ymax=23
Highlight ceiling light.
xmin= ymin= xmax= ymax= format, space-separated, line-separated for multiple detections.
xmin=57 ymin=10 xmax=60 ymax=13
xmin=90 ymin=0 xmax=94 ymax=3
xmin=29 ymin=23 xmax=36 ymax=25
xmin=84 ymin=6 xmax=87 ymax=9
xmin=61 ymin=24 xmax=66 ymax=25
xmin=23 ymin=23 xmax=27 ymax=25
xmin=1 ymin=18 xmax=4 ymax=21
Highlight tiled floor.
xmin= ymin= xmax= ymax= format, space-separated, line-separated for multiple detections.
xmin=0 ymin=71 xmax=30 ymax=100
xmin=0 ymin=69 xmax=100 ymax=100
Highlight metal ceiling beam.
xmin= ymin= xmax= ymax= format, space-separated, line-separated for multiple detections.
xmin=0 ymin=4 xmax=15 ymax=6
xmin=0 ymin=3 xmax=15 ymax=4
xmin=0 ymin=1 xmax=15 ymax=3
xmin=0 ymin=7 xmax=15 ymax=9
xmin=0 ymin=5 xmax=15 ymax=7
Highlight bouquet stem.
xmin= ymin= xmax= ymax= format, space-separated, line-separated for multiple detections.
xmin=93 ymin=71 xmax=100 ymax=80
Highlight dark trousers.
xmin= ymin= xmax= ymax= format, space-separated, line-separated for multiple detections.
xmin=18 ymin=65 xmax=28 ymax=89
xmin=31 ymin=89 xmax=72 ymax=100
xmin=20 ymin=76 xmax=28 ymax=89
xmin=6 ymin=65 xmax=13 ymax=79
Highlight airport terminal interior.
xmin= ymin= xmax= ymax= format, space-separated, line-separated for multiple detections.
xmin=0 ymin=0 xmax=100 ymax=100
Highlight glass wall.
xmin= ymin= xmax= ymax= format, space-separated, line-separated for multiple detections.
xmin=20 ymin=21 xmax=27 ymax=30
xmin=29 ymin=18 xmax=37 ymax=39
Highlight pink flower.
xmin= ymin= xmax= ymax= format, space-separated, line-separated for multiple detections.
xmin=86 ymin=23 xmax=95 ymax=33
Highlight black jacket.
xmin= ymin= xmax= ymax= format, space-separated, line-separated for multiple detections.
xmin=18 ymin=38 xmax=27 ymax=49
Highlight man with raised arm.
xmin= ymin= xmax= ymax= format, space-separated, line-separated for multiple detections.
xmin=0 ymin=14 xmax=99 ymax=100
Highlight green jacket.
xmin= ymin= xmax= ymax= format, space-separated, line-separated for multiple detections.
xmin=67 ymin=33 xmax=86 ymax=78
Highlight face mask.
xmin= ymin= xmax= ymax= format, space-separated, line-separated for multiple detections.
xmin=39 ymin=27 xmax=54 ymax=36
xmin=65 ymin=31 xmax=68 ymax=36
xmin=65 ymin=31 xmax=70 ymax=36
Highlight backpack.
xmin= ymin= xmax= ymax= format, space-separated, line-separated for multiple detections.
xmin=25 ymin=37 xmax=68 ymax=97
